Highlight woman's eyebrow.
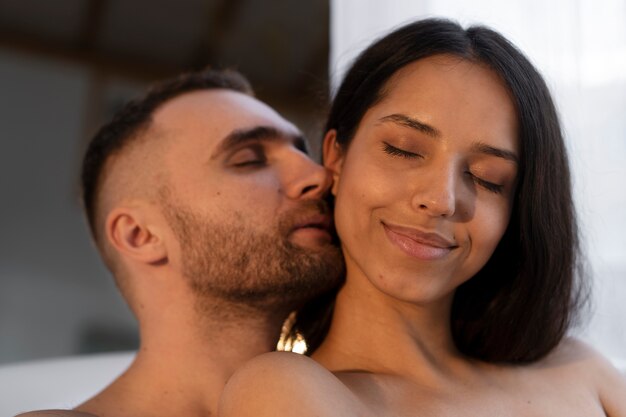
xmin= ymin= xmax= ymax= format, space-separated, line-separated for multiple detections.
xmin=379 ymin=114 xmax=518 ymax=164
xmin=378 ymin=113 xmax=441 ymax=138
xmin=471 ymin=141 xmax=519 ymax=164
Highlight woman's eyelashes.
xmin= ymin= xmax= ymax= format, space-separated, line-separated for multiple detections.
xmin=466 ymin=173 xmax=504 ymax=194
xmin=382 ymin=141 xmax=423 ymax=159
xmin=382 ymin=141 xmax=504 ymax=194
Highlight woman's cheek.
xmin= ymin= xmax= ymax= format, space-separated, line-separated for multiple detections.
xmin=334 ymin=164 xmax=365 ymax=242
xmin=472 ymin=200 xmax=513 ymax=264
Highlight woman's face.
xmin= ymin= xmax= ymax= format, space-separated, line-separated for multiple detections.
xmin=324 ymin=54 xmax=519 ymax=305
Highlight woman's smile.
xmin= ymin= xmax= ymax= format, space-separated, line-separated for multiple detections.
xmin=381 ymin=220 xmax=458 ymax=261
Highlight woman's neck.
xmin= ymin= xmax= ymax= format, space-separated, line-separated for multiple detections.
xmin=312 ymin=269 xmax=468 ymax=383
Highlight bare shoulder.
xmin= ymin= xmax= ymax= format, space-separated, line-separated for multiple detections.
xmin=539 ymin=337 xmax=604 ymax=366
xmin=542 ymin=337 xmax=624 ymax=376
xmin=540 ymin=337 xmax=626 ymax=416
xmin=15 ymin=411 xmax=99 ymax=417
xmin=218 ymin=351 xmax=365 ymax=417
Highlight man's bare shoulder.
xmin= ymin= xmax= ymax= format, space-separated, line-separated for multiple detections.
xmin=15 ymin=411 xmax=99 ymax=417
xmin=219 ymin=351 xmax=367 ymax=417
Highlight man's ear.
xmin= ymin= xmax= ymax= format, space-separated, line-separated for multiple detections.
xmin=322 ymin=129 xmax=344 ymax=196
xmin=105 ymin=206 xmax=167 ymax=265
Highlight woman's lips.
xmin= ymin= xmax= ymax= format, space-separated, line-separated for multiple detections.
xmin=382 ymin=222 xmax=457 ymax=260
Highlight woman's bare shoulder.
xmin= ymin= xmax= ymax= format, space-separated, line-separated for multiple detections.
xmin=539 ymin=337 xmax=626 ymax=415
xmin=15 ymin=411 xmax=98 ymax=417
xmin=540 ymin=337 xmax=622 ymax=373
xmin=218 ymin=351 xmax=365 ymax=417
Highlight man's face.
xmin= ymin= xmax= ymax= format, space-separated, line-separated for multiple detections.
xmin=152 ymin=89 xmax=343 ymax=311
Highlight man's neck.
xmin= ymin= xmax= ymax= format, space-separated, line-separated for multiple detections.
xmin=77 ymin=305 xmax=287 ymax=417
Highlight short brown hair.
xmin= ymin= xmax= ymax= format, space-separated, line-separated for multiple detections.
xmin=81 ymin=68 xmax=253 ymax=241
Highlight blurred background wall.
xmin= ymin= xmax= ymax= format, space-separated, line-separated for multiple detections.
xmin=0 ymin=0 xmax=330 ymax=364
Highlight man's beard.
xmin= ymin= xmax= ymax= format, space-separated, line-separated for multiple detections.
xmin=162 ymin=199 xmax=344 ymax=315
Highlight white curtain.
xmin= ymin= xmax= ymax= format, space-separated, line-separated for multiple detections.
xmin=331 ymin=0 xmax=626 ymax=364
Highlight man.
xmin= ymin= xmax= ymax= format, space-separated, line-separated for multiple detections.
xmin=19 ymin=69 xmax=343 ymax=417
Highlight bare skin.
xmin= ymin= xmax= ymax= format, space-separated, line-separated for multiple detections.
xmin=18 ymin=89 xmax=342 ymax=417
xmin=15 ymin=413 xmax=98 ymax=417
xmin=219 ymin=56 xmax=626 ymax=417
xmin=221 ymin=341 xmax=625 ymax=417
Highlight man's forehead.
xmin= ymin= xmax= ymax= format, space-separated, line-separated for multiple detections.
xmin=153 ymin=89 xmax=294 ymax=132
xmin=152 ymin=89 xmax=300 ymax=150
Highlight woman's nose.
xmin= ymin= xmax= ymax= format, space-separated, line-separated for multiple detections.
xmin=411 ymin=166 xmax=457 ymax=217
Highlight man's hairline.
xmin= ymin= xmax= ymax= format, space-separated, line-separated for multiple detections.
xmin=92 ymin=116 xmax=167 ymax=250
xmin=90 ymin=86 xmax=249 ymax=239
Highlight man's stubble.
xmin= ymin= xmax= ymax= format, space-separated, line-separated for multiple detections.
xmin=161 ymin=194 xmax=344 ymax=318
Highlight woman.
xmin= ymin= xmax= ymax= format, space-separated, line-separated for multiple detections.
xmin=219 ymin=18 xmax=626 ymax=416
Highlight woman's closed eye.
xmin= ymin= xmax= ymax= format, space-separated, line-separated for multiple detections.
xmin=466 ymin=172 xmax=504 ymax=194
xmin=382 ymin=142 xmax=423 ymax=159
xmin=383 ymin=141 xmax=505 ymax=194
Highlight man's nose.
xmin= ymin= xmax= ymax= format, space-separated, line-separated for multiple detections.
xmin=284 ymin=151 xmax=333 ymax=200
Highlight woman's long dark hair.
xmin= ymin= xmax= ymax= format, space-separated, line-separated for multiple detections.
xmin=297 ymin=18 xmax=588 ymax=363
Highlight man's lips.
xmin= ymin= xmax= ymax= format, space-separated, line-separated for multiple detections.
xmin=287 ymin=212 xmax=334 ymax=246
xmin=382 ymin=221 xmax=458 ymax=260
xmin=290 ymin=213 xmax=333 ymax=233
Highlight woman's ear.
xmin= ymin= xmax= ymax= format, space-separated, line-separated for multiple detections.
xmin=322 ymin=129 xmax=344 ymax=196
xmin=105 ymin=206 xmax=168 ymax=266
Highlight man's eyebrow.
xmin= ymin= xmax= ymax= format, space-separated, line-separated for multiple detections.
xmin=471 ymin=141 xmax=519 ymax=164
xmin=379 ymin=113 xmax=441 ymax=138
xmin=211 ymin=126 xmax=308 ymax=158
